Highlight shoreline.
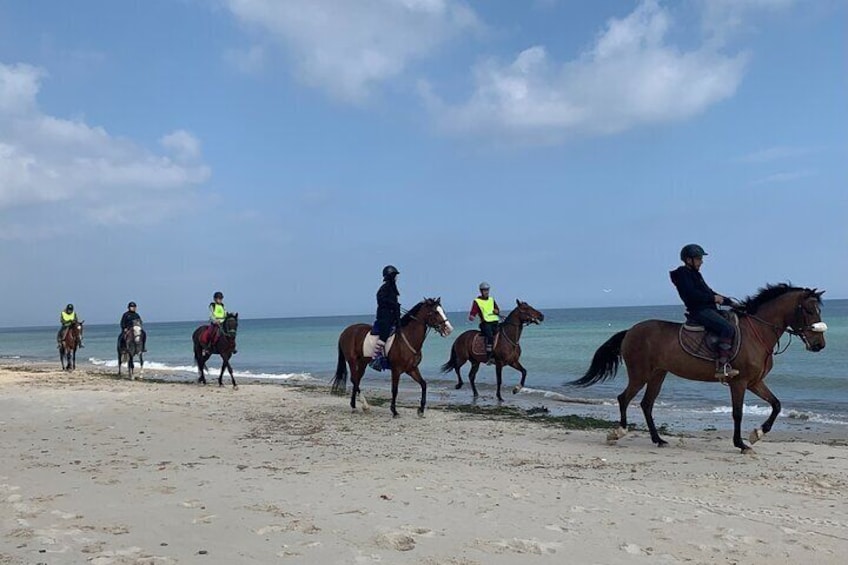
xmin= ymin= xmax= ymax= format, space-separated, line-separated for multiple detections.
xmin=4 ymin=357 xmax=847 ymax=442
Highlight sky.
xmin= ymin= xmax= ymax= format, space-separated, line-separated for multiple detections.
xmin=0 ymin=0 xmax=845 ymax=327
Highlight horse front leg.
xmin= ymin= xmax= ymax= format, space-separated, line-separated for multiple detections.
xmin=407 ymin=367 xmax=427 ymax=417
xmin=747 ymin=380 xmax=781 ymax=444
xmin=137 ymin=353 xmax=144 ymax=380
xmin=510 ymin=360 xmax=528 ymax=394
xmin=225 ymin=358 xmax=237 ymax=390
xmin=467 ymin=362 xmax=481 ymax=399
xmin=608 ymin=379 xmax=645 ymax=444
xmin=729 ymin=381 xmax=753 ymax=453
xmin=390 ymin=369 xmax=401 ymax=418
xmin=495 ymin=362 xmax=504 ymax=402
xmin=71 ymin=348 xmax=76 ymax=371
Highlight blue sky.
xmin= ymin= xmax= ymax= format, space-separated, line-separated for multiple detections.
xmin=0 ymin=0 xmax=845 ymax=327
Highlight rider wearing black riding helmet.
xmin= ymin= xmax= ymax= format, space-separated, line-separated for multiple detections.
xmin=371 ymin=265 xmax=401 ymax=370
xmin=670 ymin=244 xmax=739 ymax=378
xmin=57 ymin=303 xmax=84 ymax=348
xmin=120 ymin=301 xmax=147 ymax=352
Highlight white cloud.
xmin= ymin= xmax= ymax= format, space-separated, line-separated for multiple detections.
xmin=700 ymin=0 xmax=797 ymax=46
xmin=423 ymin=0 xmax=749 ymax=141
xmin=224 ymin=0 xmax=480 ymax=101
xmin=739 ymin=145 xmax=817 ymax=163
xmin=0 ymin=62 xmax=210 ymax=239
xmin=224 ymin=45 xmax=266 ymax=75
xmin=160 ymin=129 xmax=202 ymax=161
xmin=750 ymin=170 xmax=815 ymax=185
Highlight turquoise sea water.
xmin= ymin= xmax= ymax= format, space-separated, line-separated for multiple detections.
xmin=2 ymin=301 xmax=846 ymax=434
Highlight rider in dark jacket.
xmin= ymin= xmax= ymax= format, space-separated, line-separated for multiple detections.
xmin=120 ymin=301 xmax=147 ymax=352
xmin=670 ymin=244 xmax=739 ymax=378
xmin=371 ymin=265 xmax=401 ymax=370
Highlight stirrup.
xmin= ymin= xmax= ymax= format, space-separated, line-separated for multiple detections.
xmin=369 ymin=356 xmax=384 ymax=371
xmin=715 ymin=363 xmax=739 ymax=379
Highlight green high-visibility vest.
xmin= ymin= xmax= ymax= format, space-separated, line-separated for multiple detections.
xmin=210 ymin=303 xmax=226 ymax=322
xmin=474 ymin=297 xmax=499 ymax=323
xmin=61 ymin=311 xmax=76 ymax=324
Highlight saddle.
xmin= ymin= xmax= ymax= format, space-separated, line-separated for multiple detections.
xmin=471 ymin=331 xmax=500 ymax=357
xmin=362 ymin=333 xmax=397 ymax=358
xmin=678 ymin=311 xmax=741 ymax=362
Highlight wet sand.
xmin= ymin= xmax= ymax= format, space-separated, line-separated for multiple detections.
xmin=1 ymin=363 xmax=847 ymax=564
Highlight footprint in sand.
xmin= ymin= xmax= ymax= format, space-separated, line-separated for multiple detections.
xmin=474 ymin=537 xmax=560 ymax=555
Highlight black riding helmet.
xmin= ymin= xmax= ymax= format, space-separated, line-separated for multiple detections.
xmin=680 ymin=244 xmax=708 ymax=261
xmin=213 ymin=291 xmax=224 ymax=300
xmin=382 ymin=265 xmax=399 ymax=279
xmin=66 ymin=304 xmax=74 ymax=312
xmin=128 ymin=301 xmax=137 ymax=308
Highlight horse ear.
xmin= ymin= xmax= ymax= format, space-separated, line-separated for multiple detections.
xmin=516 ymin=299 xmax=520 ymax=306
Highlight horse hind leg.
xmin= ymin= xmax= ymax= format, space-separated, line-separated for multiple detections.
xmin=609 ymin=378 xmax=647 ymax=444
xmin=640 ymin=371 xmax=669 ymax=447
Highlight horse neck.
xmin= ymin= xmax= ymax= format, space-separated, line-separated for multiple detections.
xmin=752 ymin=293 xmax=799 ymax=341
xmin=400 ymin=313 xmax=428 ymax=348
xmin=502 ymin=310 xmax=524 ymax=342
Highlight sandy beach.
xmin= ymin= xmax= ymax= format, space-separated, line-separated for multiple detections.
xmin=1 ymin=363 xmax=846 ymax=564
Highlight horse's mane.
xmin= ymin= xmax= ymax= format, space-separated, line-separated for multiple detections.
xmin=400 ymin=299 xmax=439 ymax=327
xmin=739 ymin=283 xmax=820 ymax=314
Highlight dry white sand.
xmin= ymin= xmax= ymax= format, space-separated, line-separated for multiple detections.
xmin=1 ymin=363 xmax=847 ymax=564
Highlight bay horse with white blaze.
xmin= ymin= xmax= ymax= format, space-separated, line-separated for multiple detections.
xmin=117 ymin=321 xmax=145 ymax=380
xmin=569 ymin=284 xmax=827 ymax=453
xmin=442 ymin=300 xmax=544 ymax=401
xmin=331 ymin=298 xmax=453 ymax=417
xmin=192 ymin=312 xmax=239 ymax=388
xmin=59 ymin=321 xmax=84 ymax=371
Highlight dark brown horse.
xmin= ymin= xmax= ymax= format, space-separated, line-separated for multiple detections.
xmin=569 ymin=284 xmax=827 ymax=453
xmin=192 ymin=312 xmax=239 ymax=388
xmin=59 ymin=321 xmax=84 ymax=371
xmin=331 ymin=298 xmax=453 ymax=417
xmin=442 ymin=300 xmax=544 ymax=401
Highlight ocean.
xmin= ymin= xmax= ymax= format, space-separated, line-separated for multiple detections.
xmin=2 ymin=301 xmax=846 ymax=434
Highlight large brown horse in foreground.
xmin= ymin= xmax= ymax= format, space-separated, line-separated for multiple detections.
xmin=442 ymin=300 xmax=544 ymax=401
xmin=331 ymin=298 xmax=453 ymax=417
xmin=570 ymin=284 xmax=827 ymax=453
xmin=59 ymin=321 xmax=84 ymax=371
xmin=192 ymin=313 xmax=239 ymax=389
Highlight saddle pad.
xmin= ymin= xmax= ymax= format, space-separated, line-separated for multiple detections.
xmin=678 ymin=312 xmax=741 ymax=362
xmin=471 ymin=332 xmax=500 ymax=357
xmin=363 ymin=333 xmax=397 ymax=358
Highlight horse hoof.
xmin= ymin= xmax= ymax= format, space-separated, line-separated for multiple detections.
xmin=749 ymin=428 xmax=764 ymax=444
xmin=233 ymin=385 xmax=239 ymax=391
xmin=606 ymin=427 xmax=627 ymax=443
xmin=362 ymin=405 xmax=370 ymax=413
xmin=417 ymin=408 xmax=425 ymax=418
xmin=656 ymin=440 xmax=669 ymax=448
xmin=512 ymin=385 xmax=522 ymax=394
xmin=455 ymin=383 xmax=463 ymax=390
xmin=741 ymin=446 xmax=755 ymax=455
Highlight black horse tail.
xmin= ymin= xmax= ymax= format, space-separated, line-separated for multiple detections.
xmin=568 ymin=330 xmax=627 ymax=387
xmin=440 ymin=346 xmax=458 ymax=374
xmin=330 ymin=344 xmax=348 ymax=396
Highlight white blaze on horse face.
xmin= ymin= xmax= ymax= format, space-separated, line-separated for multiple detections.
xmin=811 ymin=322 xmax=828 ymax=333
xmin=436 ymin=306 xmax=453 ymax=335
